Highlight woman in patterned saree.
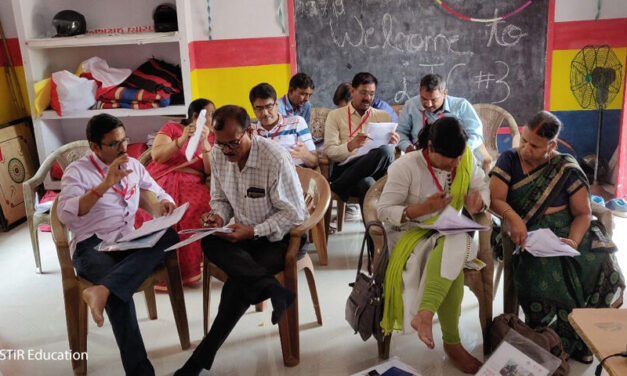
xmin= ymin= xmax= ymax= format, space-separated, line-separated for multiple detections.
xmin=143 ymin=98 xmax=215 ymax=290
xmin=379 ymin=117 xmax=489 ymax=374
xmin=489 ymin=110 xmax=624 ymax=363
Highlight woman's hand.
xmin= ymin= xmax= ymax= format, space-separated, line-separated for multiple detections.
xmin=464 ymin=189 xmax=484 ymax=214
xmin=508 ymin=213 xmax=528 ymax=250
xmin=559 ymin=237 xmax=578 ymax=249
xmin=177 ymin=123 xmax=196 ymax=147
xmin=423 ymin=192 xmax=451 ymax=214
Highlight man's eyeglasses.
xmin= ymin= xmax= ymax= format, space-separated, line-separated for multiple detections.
xmin=215 ymin=128 xmax=248 ymax=150
xmin=253 ymin=102 xmax=276 ymax=113
xmin=357 ymin=90 xmax=376 ymax=98
xmin=101 ymin=137 xmax=130 ymax=149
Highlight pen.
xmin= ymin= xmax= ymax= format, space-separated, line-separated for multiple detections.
xmin=513 ymin=246 xmax=521 ymax=255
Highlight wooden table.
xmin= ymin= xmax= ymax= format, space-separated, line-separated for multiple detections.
xmin=568 ymin=308 xmax=627 ymax=376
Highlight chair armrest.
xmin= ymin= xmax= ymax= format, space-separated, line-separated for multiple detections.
xmin=23 ymin=154 xmax=60 ymax=216
xmin=319 ymin=153 xmax=331 ymax=180
xmin=592 ymin=202 xmax=613 ymax=237
xmin=139 ymin=189 xmax=163 ymax=218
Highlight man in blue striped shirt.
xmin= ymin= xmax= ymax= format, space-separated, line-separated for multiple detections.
xmin=277 ymin=73 xmax=314 ymax=125
xmin=397 ymin=74 xmax=486 ymax=164
xmin=250 ymin=83 xmax=318 ymax=168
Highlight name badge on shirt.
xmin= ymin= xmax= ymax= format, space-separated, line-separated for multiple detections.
xmin=247 ymin=187 xmax=265 ymax=198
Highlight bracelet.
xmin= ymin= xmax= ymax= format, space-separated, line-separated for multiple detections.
xmin=501 ymin=207 xmax=513 ymax=218
xmin=89 ymin=188 xmax=103 ymax=198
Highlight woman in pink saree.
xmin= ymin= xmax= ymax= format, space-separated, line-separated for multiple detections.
xmin=141 ymin=98 xmax=215 ymax=290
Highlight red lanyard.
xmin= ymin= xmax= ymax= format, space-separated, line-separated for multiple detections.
xmin=283 ymin=96 xmax=293 ymax=117
xmin=422 ymin=110 xmax=444 ymax=127
xmin=270 ymin=115 xmax=284 ymax=140
xmin=89 ymin=155 xmax=136 ymax=199
xmin=347 ymin=106 xmax=371 ymax=137
xmin=422 ymin=149 xmax=455 ymax=193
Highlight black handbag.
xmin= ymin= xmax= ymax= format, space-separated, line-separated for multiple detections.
xmin=345 ymin=221 xmax=389 ymax=342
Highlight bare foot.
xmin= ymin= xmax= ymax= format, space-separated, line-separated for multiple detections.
xmin=82 ymin=285 xmax=110 ymax=327
xmin=410 ymin=310 xmax=435 ymax=349
xmin=443 ymin=343 xmax=482 ymax=374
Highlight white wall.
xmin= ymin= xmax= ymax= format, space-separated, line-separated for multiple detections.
xmin=555 ymin=0 xmax=627 ymax=22
xmin=0 ymin=1 xmax=18 ymax=38
xmin=190 ymin=0 xmax=287 ymax=41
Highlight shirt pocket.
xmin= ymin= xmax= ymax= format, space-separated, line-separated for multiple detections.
xmin=244 ymin=195 xmax=269 ymax=222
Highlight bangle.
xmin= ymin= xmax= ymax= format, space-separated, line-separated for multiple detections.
xmin=89 ymin=188 xmax=103 ymax=198
xmin=501 ymin=207 xmax=513 ymax=218
xmin=401 ymin=207 xmax=410 ymax=222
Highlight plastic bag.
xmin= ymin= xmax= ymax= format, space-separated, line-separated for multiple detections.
xmin=50 ymin=70 xmax=97 ymax=116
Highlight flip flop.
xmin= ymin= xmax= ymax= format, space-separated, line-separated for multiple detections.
xmin=590 ymin=195 xmax=605 ymax=207
xmin=606 ymin=198 xmax=627 ymax=218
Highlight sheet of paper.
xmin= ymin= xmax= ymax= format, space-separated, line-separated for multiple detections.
xmin=97 ymin=229 xmax=167 ymax=252
xmin=185 ymin=109 xmax=206 ymax=161
xmin=339 ymin=122 xmax=397 ymax=166
xmin=117 ymin=202 xmax=189 ymax=242
xmin=476 ymin=340 xmax=550 ymax=376
xmin=523 ymin=228 xmax=580 ymax=257
xmin=416 ymin=205 xmax=489 ymax=234
xmin=166 ymin=227 xmax=234 ymax=251
xmin=177 ymin=226 xmax=234 ymax=235
xmin=350 ymin=356 xmax=421 ymax=376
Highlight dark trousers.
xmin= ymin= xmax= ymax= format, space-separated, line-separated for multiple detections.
xmin=330 ymin=145 xmax=395 ymax=204
xmin=191 ymin=234 xmax=289 ymax=370
xmin=72 ymin=228 xmax=178 ymax=376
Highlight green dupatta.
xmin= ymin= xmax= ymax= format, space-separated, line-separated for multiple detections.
xmin=380 ymin=146 xmax=473 ymax=334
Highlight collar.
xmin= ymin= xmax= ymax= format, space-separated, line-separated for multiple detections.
xmin=90 ymin=153 xmax=108 ymax=171
xmin=282 ymin=94 xmax=295 ymax=111
xmin=254 ymin=114 xmax=285 ymax=135
xmin=417 ymin=96 xmax=450 ymax=115
xmin=348 ymin=101 xmax=370 ymax=118
xmin=242 ymin=135 xmax=260 ymax=170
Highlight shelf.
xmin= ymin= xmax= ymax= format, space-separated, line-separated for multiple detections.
xmin=26 ymin=32 xmax=179 ymax=49
xmin=39 ymin=105 xmax=187 ymax=119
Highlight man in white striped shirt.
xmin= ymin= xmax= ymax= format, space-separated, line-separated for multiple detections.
xmin=249 ymin=82 xmax=318 ymax=168
xmin=175 ymin=105 xmax=307 ymax=376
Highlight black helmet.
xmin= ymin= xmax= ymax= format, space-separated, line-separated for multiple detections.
xmin=52 ymin=10 xmax=87 ymax=37
xmin=153 ymin=4 xmax=178 ymax=32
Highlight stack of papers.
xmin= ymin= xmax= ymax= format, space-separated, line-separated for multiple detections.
xmin=417 ymin=205 xmax=490 ymax=235
xmin=97 ymin=203 xmax=189 ymax=251
xmin=522 ymin=228 xmax=580 ymax=257
xmin=339 ymin=122 xmax=397 ymax=165
xmin=165 ymin=226 xmax=234 ymax=251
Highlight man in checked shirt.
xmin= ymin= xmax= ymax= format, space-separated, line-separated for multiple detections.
xmin=175 ymin=105 xmax=307 ymax=376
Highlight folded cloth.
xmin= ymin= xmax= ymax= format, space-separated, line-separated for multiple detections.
xmin=95 ymin=97 xmax=170 ymax=110
xmin=123 ymin=58 xmax=183 ymax=100
xmin=98 ymin=86 xmax=168 ymax=104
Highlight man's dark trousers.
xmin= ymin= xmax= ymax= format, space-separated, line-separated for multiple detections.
xmin=72 ymin=228 xmax=178 ymax=376
xmin=190 ymin=234 xmax=289 ymax=370
xmin=330 ymin=145 xmax=394 ymax=205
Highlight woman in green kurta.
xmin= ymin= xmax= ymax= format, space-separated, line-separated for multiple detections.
xmin=490 ymin=110 xmax=624 ymax=363
xmin=379 ymin=117 xmax=489 ymax=374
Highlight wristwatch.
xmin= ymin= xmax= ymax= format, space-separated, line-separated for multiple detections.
xmin=253 ymin=226 xmax=260 ymax=240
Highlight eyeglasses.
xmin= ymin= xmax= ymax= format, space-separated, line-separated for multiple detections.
xmin=253 ymin=102 xmax=276 ymax=113
xmin=101 ymin=137 xmax=130 ymax=149
xmin=215 ymin=128 xmax=248 ymax=150
xmin=357 ymin=90 xmax=376 ymax=98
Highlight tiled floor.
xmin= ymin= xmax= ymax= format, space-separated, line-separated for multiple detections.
xmin=1 ymin=212 xmax=625 ymax=375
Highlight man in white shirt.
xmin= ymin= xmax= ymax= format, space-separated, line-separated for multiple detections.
xmin=56 ymin=114 xmax=178 ymax=375
xmin=175 ymin=105 xmax=307 ymax=376
xmin=249 ymin=82 xmax=318 ymax=168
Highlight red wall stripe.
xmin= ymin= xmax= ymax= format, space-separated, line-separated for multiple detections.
xmin=189 ymin=37 xmax=290 ymax=70
xmin=552 ymin=18 xmax=627 ymax=50
xmin=0 ymin=38 xmax=23 ymax=67
xmin=543 ymin=0 xmax=556 ymax=110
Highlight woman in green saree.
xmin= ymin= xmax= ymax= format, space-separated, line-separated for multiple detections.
xmin=490 ymin=110 xmax=624 ymax=363
xmin=378 ymin=117 xmax=489 ymax=374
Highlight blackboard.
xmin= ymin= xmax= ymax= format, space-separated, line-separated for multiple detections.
xmin=294 ymin=0 xmax=548 ymax=124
